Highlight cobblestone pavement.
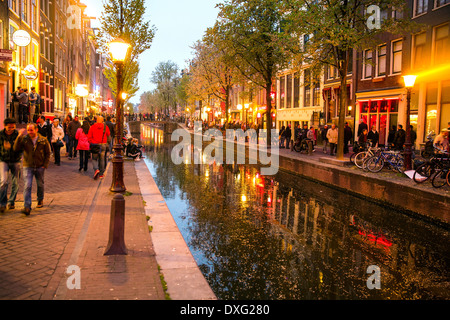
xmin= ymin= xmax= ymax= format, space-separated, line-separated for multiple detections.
xmin=0 ymin=150 xmax=165 ymax=300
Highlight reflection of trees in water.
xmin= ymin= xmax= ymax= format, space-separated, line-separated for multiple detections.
xmin=142 ymin=129 xmax=450 ymax=300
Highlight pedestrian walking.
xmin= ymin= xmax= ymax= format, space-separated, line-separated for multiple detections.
xmin=0 ymin=118 xmax=22 ymax=212
xmin=321 ymin=125 xmax=329 ymax=153
xmin=63 ymin=114 xmax=72 ymax=151
xmin=37 ymin=116 xmax=51 ymax=141
xmin=88 ymin=116 xmax=110 ymax=180
xmin=327 ymin=124 xmax=338 ymax=156
xmin=75 ymin=120 xmax=91 ymax=172
xmin=67 ymin=116 xmax=81 ymax=159
xmin=51 ymin=119 xmax=65 ymax=166
xmin=13 ymin=123 xmax=51 ymax=215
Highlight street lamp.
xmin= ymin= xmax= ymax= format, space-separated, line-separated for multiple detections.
xmin=104 ymin=38 xmax=131 ymax=256
xmin=107 ymin=38 xmax=130 ymax=193
xmin=403 ymin=75 xmax=417 ymax=171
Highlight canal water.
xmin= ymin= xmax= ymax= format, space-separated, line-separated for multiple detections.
xmin=139 ymin=124 xmax=449 ymax=300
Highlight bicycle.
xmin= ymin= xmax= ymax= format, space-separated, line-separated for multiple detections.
xmin=353 ymin=142 xmax=380 ymax=169
xmin=364 ymin=149 xmax=405 ymax=173
xmin=413 ymin=148 xmax=450 ymax=184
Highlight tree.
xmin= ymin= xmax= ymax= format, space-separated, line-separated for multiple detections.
xmin=150 ymin=61 xmax=180 ymax=115
xmin=283 ymin=0 xmax=420 ymax=160
xmin=96 ymin=0 xmax=156 ymax=101
xmin=214 ymin=0 xmax=290 ymax=146
xmin=189 ymin=28 xmax=239 ymax=122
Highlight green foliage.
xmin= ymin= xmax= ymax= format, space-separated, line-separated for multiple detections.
xmin=97 ymin=0 xmax=156 ymax=101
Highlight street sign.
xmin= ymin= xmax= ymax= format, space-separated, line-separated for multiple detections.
xmin=0 ymin=49 xmax=13 ymax=62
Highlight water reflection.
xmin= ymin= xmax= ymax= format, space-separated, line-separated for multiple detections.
xmin=140 ymin=125 xmax=450 ymax=300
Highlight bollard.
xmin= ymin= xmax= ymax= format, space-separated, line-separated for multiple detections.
xmin=308 ymin=140 xmax=313 ymax=155
xmin=104 ymin=194 xmax=127 ymax=255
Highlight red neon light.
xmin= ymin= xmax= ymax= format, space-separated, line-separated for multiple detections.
xmin=358 ymin=230 xmax=392 ymax=247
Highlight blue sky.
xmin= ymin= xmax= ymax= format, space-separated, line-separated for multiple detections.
xmin=86 ymin=0 xmax=221 ymax=104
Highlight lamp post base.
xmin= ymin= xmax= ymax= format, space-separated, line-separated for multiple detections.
xmin=110 ymin=144 xmax=126 ymax=193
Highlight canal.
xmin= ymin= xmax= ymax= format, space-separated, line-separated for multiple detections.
xmin=139 ymin=124 xmax=449 ymax=300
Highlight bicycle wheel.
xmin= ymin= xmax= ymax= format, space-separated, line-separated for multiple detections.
xmin=413 ymin=162 xmax=435 ymax=183
xmin=446 ymin=169 xmax=450 ymax=187
xmin=394 ymin=156 xmax=405 ymax=173
xmin=365 ymin=157 xmax=385 ymax=173
xmin=350 ymin=152 xmax=357 ymax=165
xmin=431 ymin=169 xmax=449 ymax=188
xmin=354 ymin=152 xmax=367 ymax=168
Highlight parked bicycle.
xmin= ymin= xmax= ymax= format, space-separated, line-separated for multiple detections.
xmin=413 ymin=148 xmax=450 ymax=184
xmin=353 ymin=141 xmax=380 ymax=169
xmin=363 ymin=149 xmax=405 ymax=173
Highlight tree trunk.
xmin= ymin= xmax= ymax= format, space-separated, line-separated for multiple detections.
xmin=336 ymin=51 xmax=349 ymax=160
xmin=265 ymin=81 xmax=273 ymax=147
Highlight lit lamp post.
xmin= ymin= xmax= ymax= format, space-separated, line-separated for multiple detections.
xmin=403 ymin=75 xmax=417 ymax=171
xmin=108 ymin=38 xmax=130 ymax=193
xmin=104 ymin=38 xmax=131 ymax=256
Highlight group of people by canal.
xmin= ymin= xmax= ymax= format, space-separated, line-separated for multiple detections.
xmin=186 ymin=117 xmax=450 ymax=156
xmin=0 ymin=114 xmax=121 ymax=216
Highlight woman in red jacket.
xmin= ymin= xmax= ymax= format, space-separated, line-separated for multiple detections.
xmin=76 ymin=118 xmax=91 ymax=172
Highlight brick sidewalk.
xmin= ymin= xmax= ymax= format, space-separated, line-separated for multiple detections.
xmin=0 ymin=152 xmax=165 ymax=300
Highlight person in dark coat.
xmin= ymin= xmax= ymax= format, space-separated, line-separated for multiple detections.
xmin=284 ymin=124 xmax=292 ymax=149
xmin=279 ymin=125 xmax=286 ymax=148
xmin=387 ymin=125 xmax=396 ymax=148
xmin=394 ymin=124 xmax=406 ymax=150
xmin=343 ymin=122 xmax=353 ymax=154
xmin=367 ymin=125 xmax=380 ymax=147
xmin=357 ymin=119 xmax=368 ymax=138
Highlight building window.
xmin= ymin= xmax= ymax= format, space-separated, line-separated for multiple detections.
xmin=433 ymin=24 xmax=450 ymax=65
xmin=304 ymin=69 xmax=311 ymax=107
xmin=435 ymin=0 xmax=450 ymax=8
xmin=377 ymin=44 xmax=387 ymax=76
xmin=441 ymin=81 xmax=450 ymax=132
xmin=294 ymin=72 xmax=299 ymax=108
xmin=21 ymin=0 xmax=28 ymax=23
xmin=31 ymin=0 xmax=37 ymax=31
xmin=414 ymin=0 xmax=428 ymax=16
xmin=391 ymin=40 xmax=402 ymax=74
xmin=313 ymin=78 xmax=320 ymax=106
xmin=413 ymin=32 xmax=427 ymax=70
xmin=280 ymin=76 xmax=285 ymax=108
xmin=363 ymin=49 xmax=373 ymax=79
xmin=286 ymin=74 xmax=292 ymax=108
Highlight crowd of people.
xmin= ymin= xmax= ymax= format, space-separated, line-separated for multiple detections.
xmin=10 ymin=86 xmax=42 ymax=124
xmin=0 ymin=113 xmax=127 ymax=216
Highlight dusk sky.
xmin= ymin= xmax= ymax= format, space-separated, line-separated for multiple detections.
xmin=86 ymin=0 xmax=221 ymax=104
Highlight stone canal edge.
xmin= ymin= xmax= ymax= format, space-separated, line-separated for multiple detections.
xmin=135 ymin=161 xmax=217 ymax=300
